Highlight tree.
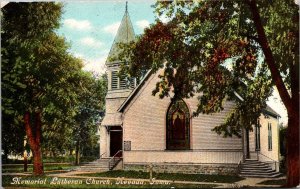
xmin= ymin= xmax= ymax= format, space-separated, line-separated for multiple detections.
xmin=72 ymin=73 xmax=107 ymax=165
xmin=117 ymin=0 xmax=298 ymax=186
xmin=2 ymin=2 xmax=83 ymax=175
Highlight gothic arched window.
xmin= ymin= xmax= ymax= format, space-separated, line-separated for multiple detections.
xmin=166 ymin=98 xmax=190 ymax=150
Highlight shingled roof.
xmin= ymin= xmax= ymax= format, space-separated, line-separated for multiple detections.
xmin=105 ymin=3 xmax=135 ymax=65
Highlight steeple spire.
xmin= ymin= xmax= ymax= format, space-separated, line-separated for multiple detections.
xmin=106 ymin=2 xmax=135 ymax=65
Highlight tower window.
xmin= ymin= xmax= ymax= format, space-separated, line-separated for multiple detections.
xmin=119 ymin=75 xmax=127 ymax=89
xmin=111 ymin=71 xmax=118 ymax=90
xmin=111 ymin=71 xmax=137 ymax=90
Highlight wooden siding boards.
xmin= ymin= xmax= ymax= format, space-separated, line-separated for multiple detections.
xmin=99 ymin=125 xmax=109 ymax=158
xmin=122 ymin=70 xmax=243 ymax=164
xmin=102 ymin=98 xmax=126 ymax=126
xmin=124 ymin=151 xmax=242 ymax=164
xmin=256 ymin=115 xmax=279 ymax=162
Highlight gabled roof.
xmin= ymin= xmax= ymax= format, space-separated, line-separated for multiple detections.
xmin=263 ymin=106 xmax=281 ymax=118
xmin=234 ymin=92 xmax=280 ymax=118
xmin=118 ymin=69 xmax=280 ymax=119
xmin=105 ymin=5 xmax=135 ymax=65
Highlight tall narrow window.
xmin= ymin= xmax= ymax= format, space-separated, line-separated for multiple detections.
xmin=255 ymin=120 xmax=261 ymax=150
xmin=268 ymin=123 xmax=272 ymax=150
xmin=166 ymin=98 xmax=190 ymax=150
xmin=119 ymin=75 xmax=127 ymax=89
xmin=111 ymin=71 xmax=118 ymax=90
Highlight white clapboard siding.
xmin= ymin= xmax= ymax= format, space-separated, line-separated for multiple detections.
xmin=122 ymin=70 xmax=243 ymax=164
xmin=124 ymin=151 xmax=242 ymax=164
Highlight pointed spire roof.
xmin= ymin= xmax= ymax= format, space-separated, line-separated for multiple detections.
xmin=106 ymin=2 xmax=135 ymax=65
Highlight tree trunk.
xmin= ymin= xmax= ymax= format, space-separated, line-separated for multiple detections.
xmin=286 ymin=109 xmax=299 ymax=187
xmin=24 ymin=112 xmax=44 ymax=175
xmin=75 ymin=141 xmax=80 ymax=165
xmin=246 ymin=0 xmax=299 ymax=186
xmin=32 ymin=146 xmax=43 ymax=175
xmin=24 ymin=153 xmax=28 ymax=172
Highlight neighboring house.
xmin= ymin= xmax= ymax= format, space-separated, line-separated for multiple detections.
xmin=99 ymin=6 xmax=280 ymax=176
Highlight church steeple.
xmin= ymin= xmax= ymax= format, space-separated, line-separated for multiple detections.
xmin=106 ymin=2 xmax=135 ymax=65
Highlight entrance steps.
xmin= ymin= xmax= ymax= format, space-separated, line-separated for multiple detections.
xmin=239 ymin=159 xmax=281 ymax=178
xmin=75 ymin=158 xmax=110 ymax=172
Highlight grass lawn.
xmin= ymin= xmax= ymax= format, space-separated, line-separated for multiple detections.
xmin=257 ymin=179 xmax=286 ymax=186
xmin=2 ymin=175 xmax=218 ymax=188
xmin=77 ymin=170 xmax=244 ymax=183
xmin=2 ymin=164 xmax=75 ymax=173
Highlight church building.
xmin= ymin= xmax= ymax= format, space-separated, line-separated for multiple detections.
xmin=99 ymin=5 xmax=281 ymax=176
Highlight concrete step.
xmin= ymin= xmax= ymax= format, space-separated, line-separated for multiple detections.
xmin=240 ymin=170 xmax=277 ymax=175
xmin=239 ymin=159 xmax=280 ymax=178
xmin=242 ymin=162 xmax=267 ymax=165
xmin=241 ymin=165 xmax=270 ymax=169
xmin=240 ymin=169 xmax=274 ymax=174
xmin=242 ymin=161 xmax=269 ymax=165
xmin=241 ymin=166 xmax=272 ymax=171
xmin=75 ymin=159 xmax=110 ymax=172
xmin=239 ymin=172 xmax=282 ymax=178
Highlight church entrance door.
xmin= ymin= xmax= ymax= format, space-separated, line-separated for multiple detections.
xmin=110 ymin=128 xmax=122 ymax=157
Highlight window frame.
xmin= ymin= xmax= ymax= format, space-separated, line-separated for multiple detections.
xmin=255 ymin=120 xmax=261 ymax=151
xmin=111 ymin=71 xmax=119 ymax=90
xmin=268 ymin=122 xmax=272 ymax=151
xmin=166 ymin=98 xmax=190 ymax=150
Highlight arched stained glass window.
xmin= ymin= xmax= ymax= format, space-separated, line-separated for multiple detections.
xmin=166 ymin=98 xmax=190 ymax=150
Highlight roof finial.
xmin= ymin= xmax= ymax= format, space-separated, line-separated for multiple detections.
xmin=125 ymin=1 xmax=128 ymax=13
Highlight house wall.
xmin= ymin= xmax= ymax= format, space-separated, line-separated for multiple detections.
xmin=248 ymin=114 xmax=279 ymax=170
xmin=122 ymin=71 xmax=243 ymax=174
xmin=258 ymin=115 xmax=280 ymax=171
xmin=99 ymin=125 xmax=109 ymax=158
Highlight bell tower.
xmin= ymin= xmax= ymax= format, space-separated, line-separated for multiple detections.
xmin=106 ymin=2 xmax=136 ymax=102
xmin=100 ymin=2 xmax=136 ymax=158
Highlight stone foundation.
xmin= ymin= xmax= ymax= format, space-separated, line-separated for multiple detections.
xmin=124 ymin=163 xmax=238 ymax=175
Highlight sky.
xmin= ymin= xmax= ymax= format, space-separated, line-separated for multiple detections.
xmin=56 ymin=1 xmax=156 ymax=75
xmin=56 ymin=1 xmax=287 ymax=125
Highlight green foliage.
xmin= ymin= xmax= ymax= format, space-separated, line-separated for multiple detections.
xmin=2 ymin=2 xmax=76 ymax=156
xmin=117 ymin=0 xmax=298 ymax=137
xmin=72 ymin=73 xmax=107 ymax=158
xmin=1 ymin=2 xmax=107 ymax=159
